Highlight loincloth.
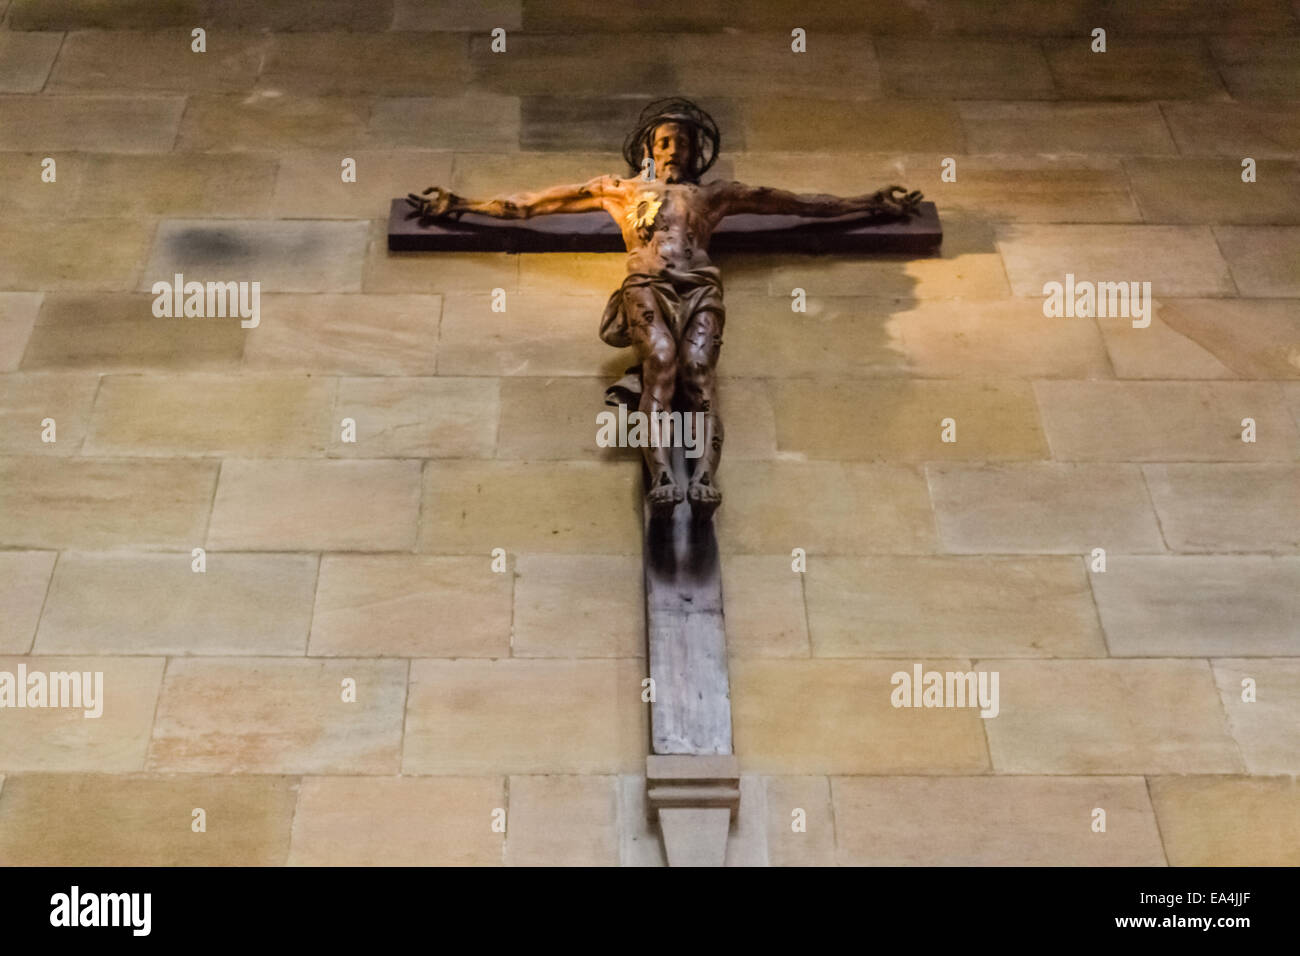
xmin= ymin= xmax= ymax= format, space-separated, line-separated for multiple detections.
xmin=600 ymin=266 xmax=725 ymax=408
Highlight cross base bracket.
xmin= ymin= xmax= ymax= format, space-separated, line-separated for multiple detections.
xmin=646 ymin=754 xmax=740 ymax=867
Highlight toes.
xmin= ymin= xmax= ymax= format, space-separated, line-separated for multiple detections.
xmin=688 ymin=484 xmax=721 ymax=502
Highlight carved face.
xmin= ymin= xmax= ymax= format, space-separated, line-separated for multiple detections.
xmin=648 ymin=121 xmax=694 ymax=183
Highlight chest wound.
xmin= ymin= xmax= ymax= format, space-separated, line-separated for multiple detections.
xmin=627 ymin=191 xmax=664 ymax=233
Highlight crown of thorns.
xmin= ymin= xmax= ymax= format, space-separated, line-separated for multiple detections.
xmin=621 ymin=98 xmax=720 ymax=180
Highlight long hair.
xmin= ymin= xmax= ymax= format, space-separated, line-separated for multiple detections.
xmin=621 ymin=98 xmax=720 ymax=182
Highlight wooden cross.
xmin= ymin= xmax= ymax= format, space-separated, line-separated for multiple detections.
xmin=390 ymin=104 xmax=940 ymax=865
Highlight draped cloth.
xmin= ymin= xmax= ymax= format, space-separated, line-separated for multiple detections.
xmin=598 ymin=265 xmax=725 ymax=408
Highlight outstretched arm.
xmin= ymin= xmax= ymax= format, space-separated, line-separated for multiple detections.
xmin=715 ymin=182 xmax=922 ymax=219
xmin=407 ymin=176 xmax=615 ymax=221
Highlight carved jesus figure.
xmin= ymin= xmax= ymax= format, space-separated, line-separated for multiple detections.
xmin=408 ymin=98 xmax=922 ymax=520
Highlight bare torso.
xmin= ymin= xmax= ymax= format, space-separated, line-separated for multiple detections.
xmin=605 ymin=178 xmax=721 ymax=274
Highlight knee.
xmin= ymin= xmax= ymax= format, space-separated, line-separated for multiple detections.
xmin=644 ymin=338 xmax=676 ymax=373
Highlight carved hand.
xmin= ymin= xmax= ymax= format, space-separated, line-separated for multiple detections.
xmin=868 ymin=185 xmax=924 ymax=218
xmin=405 ymin=186 xmax=464 ymax=220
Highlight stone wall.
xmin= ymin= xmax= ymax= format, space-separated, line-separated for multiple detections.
xmin=0 ymin=0 xmax=1297 ymax=864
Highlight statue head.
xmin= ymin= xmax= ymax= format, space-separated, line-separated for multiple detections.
xmin=622 ymin=98 xmax=720 ymax=184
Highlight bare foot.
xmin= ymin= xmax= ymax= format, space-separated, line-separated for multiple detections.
xmin=648 ymin=472 xmax=684 ymax=517
xmin=687 ymin=474 xmax=722 ymax=521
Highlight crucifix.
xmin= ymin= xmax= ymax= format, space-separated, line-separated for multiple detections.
xmin=395 ymin=98 xmax=938 ymax=866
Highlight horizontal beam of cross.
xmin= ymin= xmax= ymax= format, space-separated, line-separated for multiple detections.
xmin=387 ymin=199 xmax=942 ymax=254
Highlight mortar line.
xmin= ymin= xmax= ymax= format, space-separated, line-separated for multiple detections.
xmin=1135 ymin=463 xmax=1173 ymax=554
xmin=142 ymin=655 xmax=172 ymax=772
xmin=200 ymin=458 xmax=222 ymax=547
xmin=301 ymin=552 xmax=323 ymax=656
xmin=284 ymin=773 xmax=306 ymax=865
xmin=1144 ymin=776 xmax=1173 ymax=867
xmin=396 ymin=657 xmax=412 ymax=779
xmin=1205 ymin=655 xmax=1250 ymax=775
xmin=1154 ymin=101 xmax=1182 ymax=157
xmin=25 ymin=550 xmax=60 ymax=655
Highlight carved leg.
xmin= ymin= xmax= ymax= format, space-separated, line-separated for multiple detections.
xmin=626 ymin=285 xmax=683 ymax=517
xmin=679 ymin=307 xmax=724 ymax=521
